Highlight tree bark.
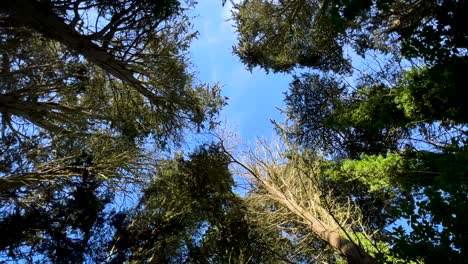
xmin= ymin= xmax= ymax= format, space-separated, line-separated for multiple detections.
xmin=264 ymin=181 xmax=376 ymax=264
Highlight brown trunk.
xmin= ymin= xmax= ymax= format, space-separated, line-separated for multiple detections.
xmin=264 ymin=181 xmax=375 ymax=264
xmin=322 ymin=229 xmax=375 ymax=264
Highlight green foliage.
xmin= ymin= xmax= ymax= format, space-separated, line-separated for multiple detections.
xmin=0 ymin=1 xmax=227 ymax=262
xmin=388 ymin=145 xmax=468 ymax=263
xmin=282 ymin=73 xmax=410 ymax=158
xmin=328 ymin=145 xmax=468 ymax=262
xmin=395 ymin=62 xmax=468 ymax=124
xmin=0 ymin=26 xmax=224 ymax=145
xmin=109 ymin=144 xmax=288 ymax=263
xmin=331 ymin=153 xmax=404 ymax=193
xmin=280 ymin=73 xmax=349 ymax=155
xmin=0 ymin=157 xmax=114 ymax=263
xmin=1 ymin=0 xmax=466 ymax=262
xmin=279 ymin=61 xmax=468 ymax=263
xmin=234 ymin=0 xmax=468 ymax=262
xmin=0 ymin=0 xmax=225 ymax=201
xmin=336 ymin=231 xmax=423 ymax=264
xmin=395 ymin=1 xmax=468 ymax=64
xmin=234 ymin=0 xmax=468 ymax=73
xmin=233 ymin=0 xmax=350 ymax=73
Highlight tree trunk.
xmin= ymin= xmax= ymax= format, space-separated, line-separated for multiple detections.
xmin=264 ymin=181 xmax=376 ymax=264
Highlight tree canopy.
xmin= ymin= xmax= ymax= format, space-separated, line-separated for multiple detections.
xmin=233 ymin=0 xmax=468 ymax=263
xmin=1 ymin=0 xmax=467 ymax=263
xmin=0 ymin=0 xmax=226 ymax=262
xmin=0 ymin=0 xmax=224 ymax=190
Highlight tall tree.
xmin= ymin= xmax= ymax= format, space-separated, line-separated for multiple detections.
xmin=108 ymin=144 xmax=295 ymax=263
xmin=232 ymin=0 xmax=468 ymax=262
xmin=233 ymin=0 xmax=468 ymax=72
xmin=225 ymin=140 xmax=379 ymax=264
xmin=232 ymin=0 xmax=351 ymax=73
xmin=0 ymin=1 xmax=226 ymax=262
xmin=0 ymin=0 xmax=224 ymax=189
xmin=280 ymin=55 xmax=468 ymax=263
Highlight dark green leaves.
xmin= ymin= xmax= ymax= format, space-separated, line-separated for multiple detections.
xmin=233 ymin=0 xmax=351 ymax=73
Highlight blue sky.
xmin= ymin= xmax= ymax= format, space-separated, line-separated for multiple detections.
xmin=189 ymin=1 xmax=292 ymax=143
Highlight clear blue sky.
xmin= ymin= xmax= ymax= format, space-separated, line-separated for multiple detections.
xmin=189 ymin=1 xmax=292 ymax=143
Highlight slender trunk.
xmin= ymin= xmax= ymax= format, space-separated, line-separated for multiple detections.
xmin=264 ymin=181 xmax=375 ymax=264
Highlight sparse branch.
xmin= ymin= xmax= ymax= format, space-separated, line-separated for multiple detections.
xmin=221 ymin=138 xmax=376 ymax=263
